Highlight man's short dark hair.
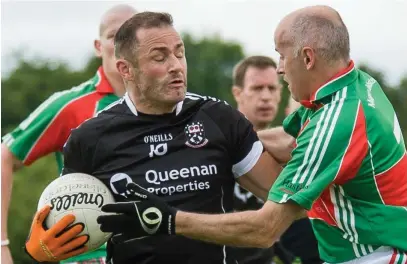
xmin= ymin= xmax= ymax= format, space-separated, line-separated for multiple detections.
xmin=114 ymin=11 xmax=173 ymax=64
xmin=233 ymin=56 xmax=277 ymax=88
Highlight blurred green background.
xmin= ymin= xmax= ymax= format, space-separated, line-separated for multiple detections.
xmin=2 ymin=33 xmax=406 ymax=263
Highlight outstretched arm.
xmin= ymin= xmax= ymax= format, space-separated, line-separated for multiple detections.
xmin=236 ymin=151 xmax=282 ymax=202
xmin=175 ymin=200 xmax=305 ymax=248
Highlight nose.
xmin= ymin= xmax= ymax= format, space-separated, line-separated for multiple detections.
xmin=277 ymin=63 xmax=285 ymax=75
xmin=260 ymin=87 xmax=273 ymax=101
xmin=168 ymin=54 xmax=183 ymax=74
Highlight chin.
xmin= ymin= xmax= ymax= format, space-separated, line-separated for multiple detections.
xmin=176 ymin=89 xmax=186 ymax=100
xmin=167 ymin=94 xmax=186 ymax=104
xmin=260 ymin=114 xmax=276 ymax=123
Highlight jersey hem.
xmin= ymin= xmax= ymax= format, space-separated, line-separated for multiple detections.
xmin=268 ymin=191 xmax=313 ymax=210
xmin=289 ymin=193 xmax=313 ymax=210
xmin=7 ymin=141 xmax=30 ymax=165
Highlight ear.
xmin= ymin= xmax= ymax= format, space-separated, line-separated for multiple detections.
xmin=94 ymin=39 xmax=102 ymax=58
xmin=302 ymin=47 xmax=315 ymax=70
xmin=232 ymin=86 xmax=243 ymax=104
xmin=116 ymin=59 xmax=135 ymax=82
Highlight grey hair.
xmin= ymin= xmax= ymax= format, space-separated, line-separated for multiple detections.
xmin=290 ymin=14 xmax=350 ymax=63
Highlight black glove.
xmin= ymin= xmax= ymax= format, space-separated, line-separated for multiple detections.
xmin=97 ymin=182 xmax=177 ymax=243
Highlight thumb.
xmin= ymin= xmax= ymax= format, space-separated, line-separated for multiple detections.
xmin=34 ymin=205 xmax=51 ymax=226
xmin=126 ymin=183 xmax=167 ymax=208
xmin=126 ymin=182 xmax=149 ymax=200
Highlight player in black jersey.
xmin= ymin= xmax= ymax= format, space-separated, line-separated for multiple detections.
xmin=53 ymin=11 xmax=283 ymax=264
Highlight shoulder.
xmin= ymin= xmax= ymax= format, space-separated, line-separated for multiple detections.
xmin=184 ymin=92 xmax=237 ymax=116
xmin=43 ymin=76 xmax=97 ymax=110
xmin=68 ymin=103 xmax=122 ymax=149
xmin=18 ymin=76 xmax=98 ymax=130
xmin=299 ymin=97 xmax=360 ymax=145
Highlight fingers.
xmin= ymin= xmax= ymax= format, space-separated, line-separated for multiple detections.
xmin=56 ymin=223 xmax=85 ymax=244
xmin=126 ymin=183 xmax=163 ymax=205
xmin=58 ymin=242 xmax=88 ymax=261
xmin=56 ymin=234 xmax=89 ymax=256
xmin=48 ymin=214 xmax=76 ymax=237
xmin=126 ymin=182 xmax=149 ymax=199
xmin=34 ymin=205 xmax=51 ymax=226
xmin=97 ymin=215 xmax=129 ymax=233
xmin=101 ymin=202 xmax=134 ymax=214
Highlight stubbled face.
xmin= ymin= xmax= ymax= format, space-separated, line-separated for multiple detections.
xmin=133 ymin=26 xmax=187 ymax=108
xmin=95 ymin=10 xmax=135 ymax=78
xmin=234 ymin=66 xmax=281 ymax=127
xmin=274 ymin=22 xmax=309 ymax=102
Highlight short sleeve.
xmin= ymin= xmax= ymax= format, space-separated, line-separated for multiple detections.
xmin=203 ymin=101 xmax=263 ymax=178
xmin=268 ymin=98 xmax=367 ymax=210
xmin=61 ymin=123 xmax=97 ymax=176
xmin=2 ymin=91 xmax=79 ymax=165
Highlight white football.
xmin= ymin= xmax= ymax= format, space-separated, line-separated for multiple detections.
xmin=37 ymin=173 xmax=115 ymax=252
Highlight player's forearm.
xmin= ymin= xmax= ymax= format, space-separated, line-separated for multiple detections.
xmin=175 ymin=210 xmax=276 ymax=248
xmin=1 ymin=149 xmax=13 ymax=240
xmin=1 ymin=144 xmax=22 ymax=240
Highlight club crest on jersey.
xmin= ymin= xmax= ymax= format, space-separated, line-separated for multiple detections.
xmin=184 ymin=122 xmax=209 ymax=148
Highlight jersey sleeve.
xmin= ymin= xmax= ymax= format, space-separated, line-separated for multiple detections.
xmin=268 ymin=98 xmax=368 ymax=210
xmin=1 ymin=91 xmax=80 ymax=165
xmin=61 ymin=114 xmax=109 ymax=176
xmin=61 ymin=128 xmax=91 ymax=175
xmin=204 ymin=100 xmax=263 ymax=178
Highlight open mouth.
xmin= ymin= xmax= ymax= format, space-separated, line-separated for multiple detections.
xmin=167 ymin=79 xmax=185 ymax=89
xmin=169 ymin=79 xmax=184 ymax=85
xmin=258 ymin=107 xmax=273 ymax=112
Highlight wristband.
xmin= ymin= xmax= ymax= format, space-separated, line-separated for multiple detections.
xmin=1 ymin=239 xmax=10 ymax=246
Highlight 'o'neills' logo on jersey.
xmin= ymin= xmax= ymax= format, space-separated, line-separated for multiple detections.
xmin=184 ymin=121 xmax=209 ymax=148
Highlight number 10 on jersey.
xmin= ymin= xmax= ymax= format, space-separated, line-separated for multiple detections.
xmin=149 ymin=143 xmax=168 ymax=158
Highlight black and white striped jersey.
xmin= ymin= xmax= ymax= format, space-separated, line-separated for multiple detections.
xmin=62 ymin=92 xmax=263 ymax=264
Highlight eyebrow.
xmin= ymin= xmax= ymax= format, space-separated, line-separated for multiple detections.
xmin=150 ymin=42 xmax=184 ymax=53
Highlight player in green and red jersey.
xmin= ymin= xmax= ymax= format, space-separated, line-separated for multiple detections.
xmin=1 ymin=4 xmax=136 ymax=264
xmin=91 ymin=5 xmax=406 ymax=264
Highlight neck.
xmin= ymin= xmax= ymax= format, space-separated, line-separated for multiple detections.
xmin=129 ymin=92 xmax=177 ymax=115
xmin=309 ymin=59 xmax=350 ymax=98
xmin=105 ymin=72 xmax=126 ymax=97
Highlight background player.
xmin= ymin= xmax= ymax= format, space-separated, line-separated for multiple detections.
xmin=1 ymin=4 xmax=137 ymax=264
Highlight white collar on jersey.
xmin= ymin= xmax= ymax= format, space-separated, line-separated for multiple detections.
xmin=123 ymin=92 xmax=184 ymax=116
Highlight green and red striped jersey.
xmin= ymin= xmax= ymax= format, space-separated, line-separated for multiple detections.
xmin=2 ymin=67 xmax=119 ymax=171
xmin=268 ymin=61 xmax=407 ymax=263
xmin=2 ymin=67 xmax=119 ymax=262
